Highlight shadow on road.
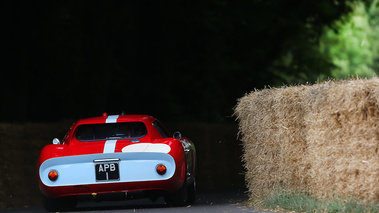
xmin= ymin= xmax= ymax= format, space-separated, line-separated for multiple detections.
xmin=0 ymin=188 xmax=253 ymax=213
xmin=73 ymin=188 xmax=249 ymax=211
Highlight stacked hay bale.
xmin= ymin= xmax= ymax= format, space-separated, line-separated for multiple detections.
xmin=235 ymin=78 xmax=379 ymax=204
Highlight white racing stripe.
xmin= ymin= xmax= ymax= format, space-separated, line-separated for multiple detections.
xmin=103 ymin=140 xmax=117 ymax=153
xmin=122 ymin=143 xmax=171 ymax=153
xmin=106 ymin=115 xmax=119 ymax=123
xmin=104 ymin=115 xmax=119 ymax=153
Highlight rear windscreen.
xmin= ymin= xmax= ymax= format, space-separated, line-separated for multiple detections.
xmin=75 ymin=122 xmax=147 ymax=141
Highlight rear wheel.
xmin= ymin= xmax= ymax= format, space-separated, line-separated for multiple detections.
xmin=187 ymin=179 xmax=196 ymax=205
xmin=43 ymin=196 xmax=77 ymax=212
xmin=165 ymin=179 xmax=196 ymax=206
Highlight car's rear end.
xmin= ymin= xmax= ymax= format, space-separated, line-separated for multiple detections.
xmin=39 ymin=151 xmax=185 ymax=196
xmin=37 ymin=114 xmax=195 ymax=211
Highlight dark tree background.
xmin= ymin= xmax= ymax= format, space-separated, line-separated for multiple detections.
xmin=0 ymin=0 xmax=360 ymax=122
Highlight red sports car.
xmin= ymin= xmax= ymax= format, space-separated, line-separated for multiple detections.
xmin=38 ymin=113 xmax=196 ymax=211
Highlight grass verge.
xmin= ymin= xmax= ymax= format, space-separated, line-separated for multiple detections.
xmin=262 ymin=188 xmax=379 ymax=213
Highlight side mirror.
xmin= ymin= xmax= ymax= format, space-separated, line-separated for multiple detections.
xmin=52 ymin=138 xmax=61 ymax=145
xmin=173 ymin=131 xmax=182 ymax=140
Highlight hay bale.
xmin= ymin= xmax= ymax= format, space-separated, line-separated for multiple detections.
xmin=305 ymin=79 xmax=379 ymax=203
xmin=235 ymin=88 xmax=281 ymax=200
xmin=235 ymin=78 xmax=379 ymax=204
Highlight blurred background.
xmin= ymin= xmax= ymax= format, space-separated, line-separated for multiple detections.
xmin=1 ymin=0 xmax=379 ymax=122
xmin=1 ymin=0 xmax=379 ymax=209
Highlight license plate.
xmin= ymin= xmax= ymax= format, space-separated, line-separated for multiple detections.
xmin=95 ymin=163 xmax=120 ymax=181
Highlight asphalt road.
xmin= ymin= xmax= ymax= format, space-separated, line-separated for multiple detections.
xmin=0 ymin=189 xmax=276 ymax=213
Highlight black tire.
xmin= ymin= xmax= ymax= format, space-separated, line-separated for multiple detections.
xmin=187 ymin=179 xmax=196 ymax=205
xmin=165 ymin=179 xmax=196 ymax=206
xmin=43 ymin=196 xmax=77 ymax=212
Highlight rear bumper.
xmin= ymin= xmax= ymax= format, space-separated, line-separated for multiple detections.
xmin=39 ymin=152 xmax=184 ymax=198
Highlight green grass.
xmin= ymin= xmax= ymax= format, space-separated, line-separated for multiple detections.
xmin=262 ymin=188 xmax=379 ymax=213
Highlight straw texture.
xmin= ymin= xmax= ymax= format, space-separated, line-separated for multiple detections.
xmin=235 ymin=78 xmax=379 ymax=204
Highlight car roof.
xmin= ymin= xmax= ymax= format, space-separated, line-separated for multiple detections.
xmin=74 ymin=114 xmax=157 ymax=126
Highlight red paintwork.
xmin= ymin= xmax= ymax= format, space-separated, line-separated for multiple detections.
xmin=38 ymin=114 xmax=189 ymax=198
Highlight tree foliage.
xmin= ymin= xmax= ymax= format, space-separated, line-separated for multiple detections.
xmin=320 ymin=0 xmax=379 ymax=79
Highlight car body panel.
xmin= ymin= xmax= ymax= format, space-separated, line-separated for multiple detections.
xmin=39 ymin=152 xmax=176 ymax=187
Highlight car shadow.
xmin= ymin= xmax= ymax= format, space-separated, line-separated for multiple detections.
xmin=73 ymin=197 xmax=168 ymax=212
xmin=71 ymin=188 xmax=249 ymax=212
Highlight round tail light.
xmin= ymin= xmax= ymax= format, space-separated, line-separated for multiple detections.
xmin=156 ymin=164 xmax=167 ymax=175
xmin=48 ymin=170 xmax=58 ymax=181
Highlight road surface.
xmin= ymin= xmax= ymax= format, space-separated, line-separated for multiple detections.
xmin=0 ymin=189 xmax=276 ymax=213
